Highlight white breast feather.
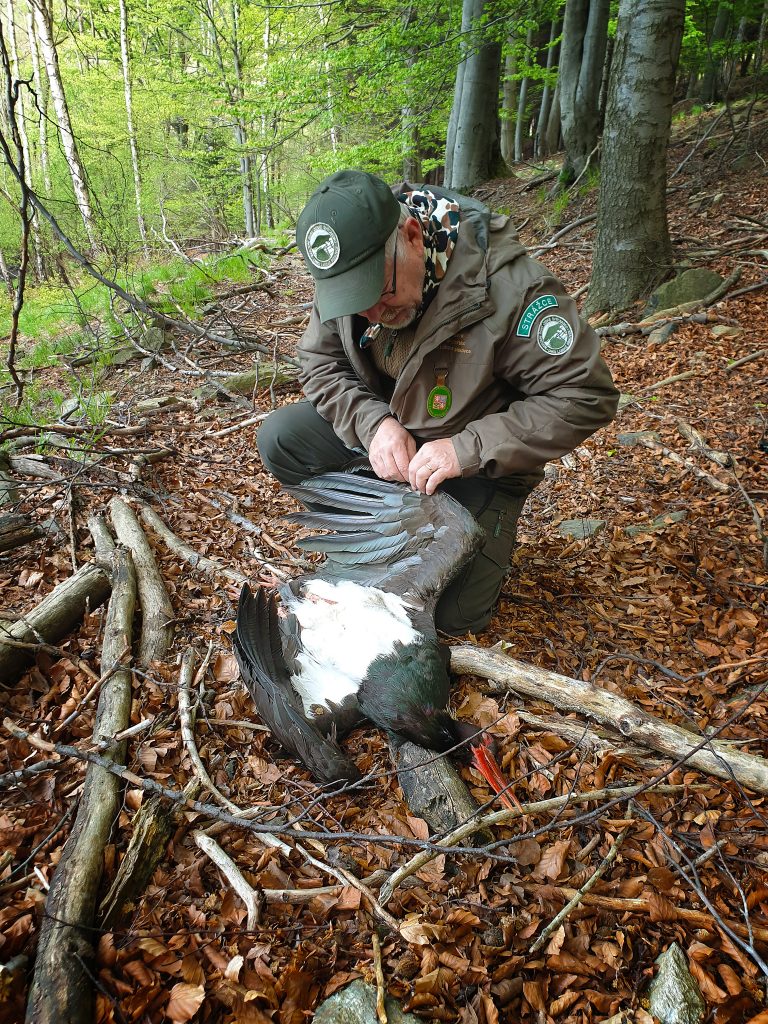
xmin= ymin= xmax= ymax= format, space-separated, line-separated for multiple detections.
xmin=283 ymin=579 xmax=418 ymax=719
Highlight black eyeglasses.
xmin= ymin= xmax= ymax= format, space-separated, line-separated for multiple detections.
xmin=380 ymin=243 xmax=397 ymax=301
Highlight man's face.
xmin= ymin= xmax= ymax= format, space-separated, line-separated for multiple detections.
xmin=358 ymin=217 xmax=425 ymax=328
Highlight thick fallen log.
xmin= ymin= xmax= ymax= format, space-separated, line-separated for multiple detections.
xmin=0 ymin=513 xmax=42 ymax=552
xmin=0 ymin=561 xmax=111 ymax=682
xmin=109 ymin=498 xmax=174 ymax=667
xmin=389 ymin=739 xmax=487 ymax=839
xmin=25 ymin=548 xmax=136 ymax=1024
xmin=450 ymin=645 xmax=768 ymax=796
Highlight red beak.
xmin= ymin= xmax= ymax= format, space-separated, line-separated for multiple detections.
xmin=470 ymin=736 xmax=521 ymax=812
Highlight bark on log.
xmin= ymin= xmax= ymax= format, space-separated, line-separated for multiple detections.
xmin=25 ymin=548 xmax=136 ymax=1024
xmin=0 ymin=452 xmax=19 ymax=506
xmin=98 ymin=779 xmax=201 ymax=928
xmin=109 ymin=497 xmax=174 ymax=667
xmin=389 ymin=740 xmax=489 ymax=839
xmin=0 ymin=562 xmax=111 ymax=682
xmin=0 ymin=513 xmax=42 ymax=552
xmin=450 ymin=645 xmax=768 ymax=795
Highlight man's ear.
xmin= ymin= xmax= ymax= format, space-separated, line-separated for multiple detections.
xmin=403 ymin=216 xmax=424 ymax=252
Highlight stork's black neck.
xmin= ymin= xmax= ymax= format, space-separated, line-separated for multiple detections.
xmin=358 ymin=637 xmax=479 ymax=755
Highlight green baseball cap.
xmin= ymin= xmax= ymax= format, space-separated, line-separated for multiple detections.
xmin=296 ymin=170 xmax=401 ymax=322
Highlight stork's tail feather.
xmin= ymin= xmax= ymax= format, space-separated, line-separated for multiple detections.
xmin=234 ymin=583 xmax=362 ymax=785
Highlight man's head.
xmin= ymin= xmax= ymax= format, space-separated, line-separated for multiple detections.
xmin=296 ymin=170 xmax=425 ymax=324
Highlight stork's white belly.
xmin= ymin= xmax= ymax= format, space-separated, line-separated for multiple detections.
xmin=282 ymin=579 xmax=418 ymax=718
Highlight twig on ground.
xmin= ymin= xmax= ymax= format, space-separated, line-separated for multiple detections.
xmin=193 ymin=831 xmax=264 ymax=931
xmin=178 ymin=647 xmax=242 ymax=814
xmin=724 ymin=348 xmax=768 ymax=373
xmin=372 ymin=931 xmax=388 ymax=1024
xmin=529 ymin=825 xmax=630 ymax=954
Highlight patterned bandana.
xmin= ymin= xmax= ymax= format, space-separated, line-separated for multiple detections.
xmin=360 ymin=188 xmax=460 ymax=349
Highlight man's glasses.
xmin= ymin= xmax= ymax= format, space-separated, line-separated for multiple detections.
xmin=380 ymin=243 xmax=397 ymax=301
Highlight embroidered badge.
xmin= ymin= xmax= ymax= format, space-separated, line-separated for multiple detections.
xmin=305 ymin=222 xmax=340 ymax=269
xmin=427 ymin=368 xmax=452 ymax=418
xmin=537 ymin=314 xmax=574 ymax=355
xmin=517 ymin=294 xmax=558 ymax=337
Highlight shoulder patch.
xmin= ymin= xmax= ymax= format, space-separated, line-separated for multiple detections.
xmin=516 ymin=294 xmax=558 ymax=337
xmin=537 ymin=314 xmax=574 ymax=355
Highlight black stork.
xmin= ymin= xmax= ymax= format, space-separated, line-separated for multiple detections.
xmin=233 ymin=472 xmax=516 ymax=807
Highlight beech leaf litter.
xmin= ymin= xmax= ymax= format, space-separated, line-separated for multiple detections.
xmin=1 ymin=117 xmax=767 ymax=1023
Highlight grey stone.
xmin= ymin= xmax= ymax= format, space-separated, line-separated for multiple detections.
xmin=647 ymin=268 xmax=725 ymax=315
xmin=313 ymin=980 xmax=421 ymax=1024
xmin=647 ymin=943 xmax=705 ymax=1024
xmin=625 ymin=510 xmax=687 ymax=537
xmin=557 ymin=518 xmax=605 ymax=539
xmin=710 ymin=324 xmax=741 ymax=338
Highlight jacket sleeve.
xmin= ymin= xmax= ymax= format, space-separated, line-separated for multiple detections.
xmin=298 ymin=306 xmax=393 ymax=450
xmin=451 ymin=279 xmax=620 ymax=478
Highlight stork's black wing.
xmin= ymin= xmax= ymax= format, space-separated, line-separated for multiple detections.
xmin=286 ymin=473 xmax=484 ymax=611
xmin=233 ymin=583 xmax=361 ymax=784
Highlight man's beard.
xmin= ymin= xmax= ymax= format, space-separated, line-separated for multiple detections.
xmin=379 ymin=304 xmax=419 ymax=330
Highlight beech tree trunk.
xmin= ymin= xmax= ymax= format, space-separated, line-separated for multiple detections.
xmin=700 ymin=4 xmax=731 ymax=103
xmin=558 ymin=0 xmax=610 ymax=185
xmin=5 ymin=0 xmax=44 ymax=280
xmin=31 ymin=0 xmax=99 ymax=249
xmin=534 ymin=21 xmax=560 ymax=160
xmin=514 ymin=28 xmax=533 ymax=162
xmin=119 ymin=0 xmax=147 ymax=246
xmin=444 ymin=0 xmax=501 ymax=189
xmin=586 ymin=0 xmax=685 ymax=314
xmin=499 ymin=40 xmax=517 ymax=168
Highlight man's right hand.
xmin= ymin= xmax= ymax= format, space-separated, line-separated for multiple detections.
xmin=368 ymin=417 xmax=417 ymax=483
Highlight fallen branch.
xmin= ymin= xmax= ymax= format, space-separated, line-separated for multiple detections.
xmin=25 ymin=547 xmax=136 ymax=1024
xmin=724 ymin=348 xmax=768 ymax=374
xmin=529 ymin=825 xmax=629 ymax=954
xmin=193 ymin=831 xmax=264 ymax=931
xmin=178 ymin=646 xmax=242 ymax=814
xmin=137 ymin=501 xmax=280 ymax=583
xmin=0 ymin=561 xmax=111 ymax=683
xmin=98 ymin=779 xmax=201 ymax=928
xmin=675 ymin=420 xmax=733 ymax=467
xmin=642 ymin=369 xmax=699 ymax=392
xmin=620 ymin=431 xmax=731 ymax=493
xmin=449 ymin=645 xmax=768 ymax=794
xmin=379 ymin=784 xmax=686 ymax=905
xmin=0 ymin=512 xmax=42 ymax=552
xmin=522 ymin=882 xmax=768 ymax=944
xmin=109 ymin=498 xmax=175 ymax=666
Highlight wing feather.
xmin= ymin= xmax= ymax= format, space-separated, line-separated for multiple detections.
xmin=287 ymin=472 xmax=484 ymax=608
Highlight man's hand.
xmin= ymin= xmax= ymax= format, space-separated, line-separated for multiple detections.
xmin=369 ymin=417 xmax=417 ymax=483
xmin=408 ymin=438 xmax=461 ymax=495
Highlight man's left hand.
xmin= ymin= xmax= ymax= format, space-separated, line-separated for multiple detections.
xmin=408 ymin=438 xmax=461 ymax=495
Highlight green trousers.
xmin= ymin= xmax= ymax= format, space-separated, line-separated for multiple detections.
xmin=257 ymin=401 xmax=537 ymax=635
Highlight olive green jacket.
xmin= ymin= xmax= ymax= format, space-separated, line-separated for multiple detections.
xmin=297 ymin=192 xmax=619 ymax=481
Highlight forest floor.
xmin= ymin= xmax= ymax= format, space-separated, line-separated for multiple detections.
xmin=1 ymin=109 xmax=767 ymax=1024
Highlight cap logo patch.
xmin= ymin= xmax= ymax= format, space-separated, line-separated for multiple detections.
xmin=305 ymin=222 xmax=340 ymax=269
xmin=537 ymin=314 xmax=574 ymax=355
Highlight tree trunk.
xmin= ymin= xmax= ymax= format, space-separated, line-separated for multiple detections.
xmin=444 ymin=0 xmax=501 ymax=189
xmin=514 ymin=27 xmax=533 ymax=162
xmin=6 ymin=0 xmax=45 ymax=280
xmin=444 ymin=0 xmax=474 ymax=185
xmin=31 ymin=0 xmax=99 ymax=249
xmin=534 ymin=21 xmax=559 ymax=159
xmin=500 ymin=38 xmax=517 ymax=167
xmin=119 ymin=0 xmax=147 ymax=246
xmin=586 ymin=0 xmax=685 ymax=315
xmin=25 ymin=7 xmax=51 ymax=196
xmin=558 ymin=0 xmax=610 ymax=185
xmin=545 ymin=78 xmax=562 ymax=153
xmin=700 ymin=4 xmax=731 ymax=104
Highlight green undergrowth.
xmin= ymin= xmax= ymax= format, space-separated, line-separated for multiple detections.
xmin=0 ymin=243 xmax=277 ymax=435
